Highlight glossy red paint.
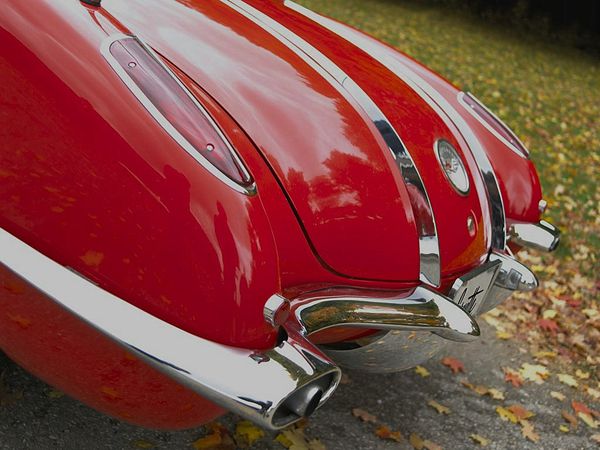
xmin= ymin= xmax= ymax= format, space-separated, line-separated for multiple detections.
xmin=250 ymin=0 xmax=492 ymax=276
xmin=318 ymin=12 xmax=544 ymax=224
xmin=0 ymin=267 xmax=224 ymax=429
xmin=0 ymin=0 xmax=547 ymax=431
xmin=102 ymin=0 xmax=422 ymax=283
xmin=0 ymin=1 xmax=281 ymax=350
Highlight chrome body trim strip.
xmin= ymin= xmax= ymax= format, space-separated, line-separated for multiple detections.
xmin=101 ymin=34 xmax=257 ymax=196
xmin=509 ymin=220 xmax=560 ymax=252
xmin=0 ymin=228 xmax=340 ymax=430
xmin=285 ymin=0 xmax=507 ymax=250
xmin=293 ymin=286 xmax=480 ymax=343
xmin=221 ymin=0 xmax=441 ymax=286
xmin=458 ymin=92 xmax=530 ymax=159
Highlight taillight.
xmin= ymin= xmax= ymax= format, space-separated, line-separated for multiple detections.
xmin=102 ymin=34 xmax=254 ymax=194
xmin=458 ymin=92 xmax=529 ymax=158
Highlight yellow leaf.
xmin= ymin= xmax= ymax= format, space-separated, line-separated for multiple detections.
xmin=423 ymin=440 xmax=442 ymax=450
xmin=520 ymin=363 xmax=549 ymax=384
xmin=542 ymin=309 xmax=557 ymax=319
xmin=557 ymin=374 xmax=578 ymax=388
xmin=470 ymin=434 xmax=490 ymax=446
xmin=191 ymin=433 xmax=222 ymax=450
xmin=550 ymin=391 xmax=566 ymax=401
xmin=352 ymin=408 xmax=378 ymax=423
xmin=521 ymin=420 xmax=540 ymax=442
xmin=559 ymin=425 xmax=569 ymax=433
xmin=47 ymin=390 xmax=64 ymax=399
xmin=487 ymin=388 xmax=505 ymax=401
xmin=415 ymin=365 xmax=430 ymax=378
xmin=575 ymin=369 xmax=590 ymax=380
xmin=496 ymin=331 xmax=513 ymax=340
xmin=496 ymin=406 xmax=518 ymax=424
xmin=308 ymin=439 xmax=326 ymax=450
xmin=427 ymin=399 xmax=451 ymax=415
xmin=579 ymin=412 xmax=599 ymax=429
xmin=586 ymin=387 xmax=600 ymax=400
xmin=191 ymin=423 xmax=233 ymax=450
xmin=534 ymin=351 xmax=557 ymax=360
xmin=132 ymin=440 xmax=155 ymax=449
xmin=235 ymin=420 xmax=264 ymax=446
xmin=275 ymin=423 xmax=323 ymax=450
xmin=409 ymin=433 xmax=425 ymax=450
xmin=275 ymin=433 xmax=294 ymax=449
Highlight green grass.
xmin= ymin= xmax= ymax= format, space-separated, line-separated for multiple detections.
xmin=298 ymin=0 xmax=600 ymax=273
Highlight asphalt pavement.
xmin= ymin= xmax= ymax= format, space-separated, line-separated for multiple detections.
xmin=0 ymin=323 xmax=594 ymax=449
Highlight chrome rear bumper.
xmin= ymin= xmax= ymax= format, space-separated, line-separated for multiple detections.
xmin=0 ymin=220 xmax=558 ymax=425
xmin=0 ymin=228 xmax=340 ymax=430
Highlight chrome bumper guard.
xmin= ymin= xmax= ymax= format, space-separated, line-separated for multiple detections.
xmin=0 ymin=228 xmax=340 ymax=430
xmin=291 ymin=220 xmax=559 ymax=373
xmin=509 ymin=220 xmax=561 ymax=252
xmin=286 ymin=252 xmax=536 ymax=373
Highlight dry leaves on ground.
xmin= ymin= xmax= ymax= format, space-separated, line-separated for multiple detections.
xmin=441 ymin=357 xmax=464 ymax=374
xmin=427 ymin=400 xmax=451 ymax=415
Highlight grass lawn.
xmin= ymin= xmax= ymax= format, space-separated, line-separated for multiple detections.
xmin=298 ymin=0 xmax=600 ymax=274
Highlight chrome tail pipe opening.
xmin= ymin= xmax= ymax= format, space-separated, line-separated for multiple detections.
xmin=0 ymin=228 xmax=340 ymax=430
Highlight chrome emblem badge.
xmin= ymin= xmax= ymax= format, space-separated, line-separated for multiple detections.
xmin=436 ymin=140 xmax=470 ymax=195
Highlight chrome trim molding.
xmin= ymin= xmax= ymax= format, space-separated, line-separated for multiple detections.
xmin=263 ymin=294 xmax=290 ymax=327
xmin=221 ymin=0 xmax=441 ymax=286
xmin=101 ymin=34 xmax=257 ymax=196
xmin=0 ymin=228 xmax=340 ymax=430
xmin=509 ymin=220 xmax=561 ymax=252
xmin=284 ymin=0 xmax=507 ymax=251
xmin=481 ymin=251 xmax=539 ymax=313
xmin=490 ymin=251 xmax=538 ymax=292
xmin=457 ymin=92 xmax=530 ymax=159
xmin=293 ymin=286 xmax=480 ymax=343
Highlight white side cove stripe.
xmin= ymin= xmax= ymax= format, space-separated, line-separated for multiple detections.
xmin=285 ymin=0 xmax=507 ymax=250
xmin=220 ymin=0 xmax=442 ymax=286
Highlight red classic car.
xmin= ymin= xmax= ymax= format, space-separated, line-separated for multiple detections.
xmin=0 ymin=0 xmax=560 ymax=430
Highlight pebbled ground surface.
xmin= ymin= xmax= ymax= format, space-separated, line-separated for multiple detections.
xmin=0 ymin=322 xmax=594 ymax=449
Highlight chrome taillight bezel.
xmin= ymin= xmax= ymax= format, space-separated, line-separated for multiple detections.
xmin=458 ymin=91 xmax=530 ymax=159
xmin=101 ymin=33 xmax=256 ymax=195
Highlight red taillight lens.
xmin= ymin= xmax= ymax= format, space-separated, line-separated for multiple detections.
xmin=104 ymin=35 xmax=254 ymax=192
xmin=459 ymin=92 xmax=529 ymax=158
